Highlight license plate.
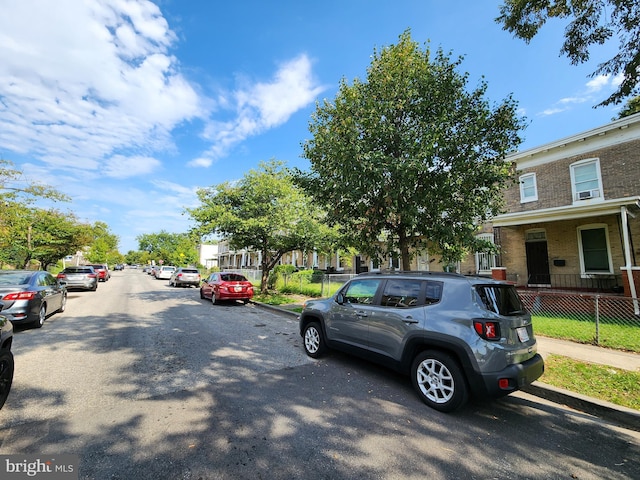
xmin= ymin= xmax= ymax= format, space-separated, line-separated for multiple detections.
xmin=516 ymin=326 xmax=530 ymax=342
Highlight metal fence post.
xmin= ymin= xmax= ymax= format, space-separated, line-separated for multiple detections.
xmin=595 ymin=295 xmax=600 ymax=346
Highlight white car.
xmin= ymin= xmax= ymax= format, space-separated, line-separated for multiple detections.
xmin=155 ymin=266 xmax=176 ymax=280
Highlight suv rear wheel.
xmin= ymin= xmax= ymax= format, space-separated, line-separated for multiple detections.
xmin=303 ymin=322 xmax=327 ymax=358
xmin=411 ymin=350 xmax=468 ymax=412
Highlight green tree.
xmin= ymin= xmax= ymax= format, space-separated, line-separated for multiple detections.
xmin=85 ymin=221 xmax=120 ymax=265
xmin=0 ymin=159 xmax=72 ymax=268
xmin=496 ymin=0 xmax=640 ymax=106
xmin=136 ymin=231 xmax=199 ymax=266
xmin=25 ymin=209 xmax=92 ymax=270
xmin=614 ymin=95 xmax=640 ymax=119
xmin=298 ymin=30 xmax=524 ymax=269
xmin=188 ymin=160 xmax=338 ymax=293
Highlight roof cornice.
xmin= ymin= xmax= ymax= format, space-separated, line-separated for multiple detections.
xmin=507 ymin=112 xmax=640 ymax=169
xmin=493 ymin=196 xmax=640 ymax=227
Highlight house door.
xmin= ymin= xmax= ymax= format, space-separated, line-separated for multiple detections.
xmin=526 ymin=240 xmax=550 ymax=285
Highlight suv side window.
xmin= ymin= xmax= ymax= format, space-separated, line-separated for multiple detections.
xmin=381 ymin=279 xmax=421 ymax=308
xmin=424 ymin=281 xmax=443 ymax=305
xmin=341 ymin=279 xmax=381 ymax=305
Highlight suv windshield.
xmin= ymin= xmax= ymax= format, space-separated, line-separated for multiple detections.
xmin=475 ymin=285 xmax=525 ymax=316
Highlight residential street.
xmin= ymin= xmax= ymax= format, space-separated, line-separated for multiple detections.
xmin=1 ymin=269 xmax=638 ymax=479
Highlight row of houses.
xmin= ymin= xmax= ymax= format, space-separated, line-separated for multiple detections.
xmin=198 ymin=112 xmax=640 ymax=301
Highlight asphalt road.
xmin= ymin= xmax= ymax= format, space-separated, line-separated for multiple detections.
xmin=1 ymin=269 xmax=639 ymax=479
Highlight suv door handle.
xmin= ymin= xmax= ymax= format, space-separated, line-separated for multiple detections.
xmin=355 ymin=310 xmax=368 ymax=317
xmin=402 ymin=316 xmax=419 ymax=324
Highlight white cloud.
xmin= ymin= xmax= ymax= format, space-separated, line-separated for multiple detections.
xmin=537 ymin=74 xmax=619 ymax=117
xmin=0 ymin=0 xmax=204 ymax=172
xmin=104 ymin=155 xmax=162 ymax=178
xmin=586 ymin=75 xmax=610 ymax=92
xmin=188 ymin=157 xmax=215 ymax=168
xmin=199 ymin=54 xmax=326 ymax=163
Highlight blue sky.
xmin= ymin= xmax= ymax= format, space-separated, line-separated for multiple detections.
xmin=0 ymin=0 xmax=625 ymax=253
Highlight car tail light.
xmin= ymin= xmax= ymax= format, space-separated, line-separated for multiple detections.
xmin=3 ymin=291 xmax=37 ymax=301
xmin=88 ymin=273 xmax=97 ymax=278
xmin=473 ymin=320 xmax=501 ymax=341
xmin=57 ymin=273 xmax=66 ymax=279
xmin=498 ymin=378 xmax=512 ymax=390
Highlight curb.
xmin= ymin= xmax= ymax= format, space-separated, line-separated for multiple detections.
xmin=254 ymin=302 xmax=640 ymax=430
xmin=522 ymin=382 xmax=640 ymax=431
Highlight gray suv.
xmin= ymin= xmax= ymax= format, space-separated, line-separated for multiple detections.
xmin=299 ymin=271 xmax=544 ymax=412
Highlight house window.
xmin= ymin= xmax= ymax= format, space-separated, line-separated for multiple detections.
xmin=519 ymin=173 xmax=538 ymax=203
xmin=577 ymin=225 xmax=612 ymax=274
xmin=571 ymin=158 xmax=603 ymax=202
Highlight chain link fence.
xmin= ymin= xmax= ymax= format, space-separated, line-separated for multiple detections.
xmin=225 ymin=269 xmax=640 ymax=353
xmin=518 ymin=291 xmax=640 ymax=353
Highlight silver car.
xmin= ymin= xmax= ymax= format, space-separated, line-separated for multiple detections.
xmin=299 ymin=271 xmax=544 ymax=412
xmin=56 ymin=266 xmax=98 ymax=291
xmin=156 ymin=266 xmax=176 ymax=280
xmin=169 ymin=268 xmax=201 ymax=287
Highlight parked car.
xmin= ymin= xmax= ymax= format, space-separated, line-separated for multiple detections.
xmin=114 ymin=264 xmax=124 ymax=271
xmin=298 ymin=271 xmax=544 ymax=413
xmin=0 ymin=305 xmax=14 ymax=410
xmin=200 ymin=272 xmax=254 ymax=304
xmin=169 ymin=268 xmax=201 ymax=287
xmin=156 ymin=266 xmax=176 ymax=280
xmin=89 ymin=264 xmax=110 ymax=282
xmin=56 ymin=266 xmax=98 ymax=291
xmin=0 ymin=270 xmax=67 ymax=328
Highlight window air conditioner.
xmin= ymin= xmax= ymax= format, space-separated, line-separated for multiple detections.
xmin=577 ymin=189 xmax=599 ymax=200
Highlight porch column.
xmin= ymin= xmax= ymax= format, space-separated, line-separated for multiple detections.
xmin=621 ymin=206 xmax=639 ymax=315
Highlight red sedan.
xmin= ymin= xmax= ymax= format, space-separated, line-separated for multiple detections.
xmin=200 ymin=272 xmax=254 ymax=305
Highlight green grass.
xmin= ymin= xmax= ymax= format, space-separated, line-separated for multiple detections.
xmin=532 ymin=315 xmax=640 ymax=353
xmin=542 ymin=355 xmax=640 ymax=410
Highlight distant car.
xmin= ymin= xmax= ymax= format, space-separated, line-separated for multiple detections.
xmin=0 ymin=270 xmax=67 ymax=328
xmin=156 ymin=266 xmax=176 ymax=280
xmin=200 ymin=272 xmax=254 ymax=304
xmin=57 ymin=266 xmax=98 ymax=292
xmin=0 ymin=305 xmax=14 ymax=410
xmin=169 ymin=268 xmax=201 ymax=287
xmin=114 ymin=264 xmax=124 ymax=271
xmin=89 ymin=264 xmax=110 ymax=282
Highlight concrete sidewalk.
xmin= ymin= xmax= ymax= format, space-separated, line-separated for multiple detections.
xmin=527 ymin=336 xmax=640 ymax=431
xmin=535 ymin=336 xmax=640 ymax=372
xmin=257 ymin=302 xmax=640 ymax=430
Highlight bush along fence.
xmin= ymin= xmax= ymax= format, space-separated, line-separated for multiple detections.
xmin=518 ymin=291 xmax=640 ymax=353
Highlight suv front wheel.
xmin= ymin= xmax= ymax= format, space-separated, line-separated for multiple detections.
xmin=411 ymin=350 xmax=468 ymax=413
xmin=302 ymin=322 xmax=327 ymax=358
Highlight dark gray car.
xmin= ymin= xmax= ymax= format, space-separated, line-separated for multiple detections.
xmin=56 ymin=266 xmax=98 ymax=291
xmin=0 ymin=302 xmax=14 ymax=409
xmin=0 ymin=270 xmax=67 ymax=328
xmin=299 ymin=271 xmax=544 ymax=412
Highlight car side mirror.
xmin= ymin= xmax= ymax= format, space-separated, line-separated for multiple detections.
xmin=336 ymin=292 xmax=345 ymax=305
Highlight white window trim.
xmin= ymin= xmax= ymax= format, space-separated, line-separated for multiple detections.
xmin=519 ymin=172 xmax=538 ymax=203
xmin=577 ymin=224 xmax=613 ymax=275
xmin=570 ymin=158 xmax=604 ymax=204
